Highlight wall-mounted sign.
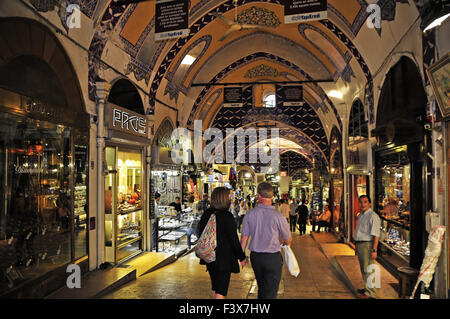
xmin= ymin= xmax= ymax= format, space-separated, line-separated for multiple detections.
xmin=155 ymin=0 xmax=189 ymax=41
xmin=105 ymin=103 xmax=147 ymax=137
xmin=223 ymin=87 xmax=243 ymax=108
xmin=278 ymin=85 xmax=303 ymax=106
xmin=284 ymin=0 xmax=328 ymax=24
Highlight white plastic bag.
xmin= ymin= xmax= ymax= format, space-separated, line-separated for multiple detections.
xmin=281 ymin=245 xmax=300 ymax=277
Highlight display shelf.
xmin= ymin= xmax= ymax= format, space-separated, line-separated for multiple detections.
xmin=380 ymin=240 xmax=410 ymax=263
xmin=159 ymin=231 xmax=186 ymax=242
xmin=380 ymin=215 xmax=410 ymax=230
xmin=117 ymin=235 xmax=142 ymax=249
xmin=117 ymin=207 xmax=142 ymax=215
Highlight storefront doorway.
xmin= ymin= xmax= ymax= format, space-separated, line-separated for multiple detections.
xmin=372 ymin=56 xmax=430 ymax=272
xmin=104 ymin=146 xmax=144 ymax=263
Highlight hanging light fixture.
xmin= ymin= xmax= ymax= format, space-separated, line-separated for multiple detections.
xmin=420 ymin=0 xmax=450 ymax=32
xmin=263 ymin=143 xmax=270 ymax=153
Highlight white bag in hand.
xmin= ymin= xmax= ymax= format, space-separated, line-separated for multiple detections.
xmin=281 ymin=245 xmax=300 ymax=277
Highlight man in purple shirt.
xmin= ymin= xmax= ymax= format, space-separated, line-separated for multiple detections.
xmin=240 ymin=182 xmax=292 ymax=299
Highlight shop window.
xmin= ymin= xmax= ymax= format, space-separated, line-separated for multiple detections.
xmin=0 ymin=112 xmax=88 ymax=292
xmin=376 ymin=150 xmax=411 ymax=265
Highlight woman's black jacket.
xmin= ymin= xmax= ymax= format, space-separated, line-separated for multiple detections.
xmin=197 ymin=207 xmax=246 ymax=273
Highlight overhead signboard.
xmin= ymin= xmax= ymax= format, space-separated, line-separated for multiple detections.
xmin=155 ymin=0 xmax=189 ymax=41
xmin=278 ymin=85 xmax=303 ymax=106
xmin=284 ymin=0 xmax=328 ymax=24
xmin=105 ymin=103 xmax=147 ymax=137
xmin=223 ymin=87 xmax=243 ymax=108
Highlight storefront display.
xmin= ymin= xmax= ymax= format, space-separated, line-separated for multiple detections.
xmin=376 ymin=150 xmax=411 ymax=267
xmin=153 ymin=205 xmax=199 ymax=254
xmin=152 ymin=168 xmax=182 ymax=206
xmin=0 ymin=90 xmax=89 ymax=294
xmin=104 ymin=146 xmax=144 ymax=263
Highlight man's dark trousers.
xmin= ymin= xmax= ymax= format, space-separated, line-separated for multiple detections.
xmin=250 ymin=251 xmax=283 ymax=299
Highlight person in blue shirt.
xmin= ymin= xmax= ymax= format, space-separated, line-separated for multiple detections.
xmin=354 ymin=195 xmax=381 ymax=299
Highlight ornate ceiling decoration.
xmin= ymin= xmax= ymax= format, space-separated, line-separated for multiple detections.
xmin=236 ymin=6 xmax=281 ymax=28
xmin=244 ymin=64 xmax=280 ymax=78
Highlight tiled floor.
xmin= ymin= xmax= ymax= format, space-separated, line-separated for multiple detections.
xmin=102 ymin=226 xmax=357 ymax=299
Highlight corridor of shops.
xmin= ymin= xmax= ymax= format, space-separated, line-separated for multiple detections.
xmin=102 ymin=229 xmax=359 ymax=299
xmin=0 ymin=1 xmax=449 ymax=300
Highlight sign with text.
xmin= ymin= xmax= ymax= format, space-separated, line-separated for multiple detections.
xmin=278 ymin=85 xmax=303 ymax=106
xmin=155 ymin=0 xmax=189 ymax=41
xmin=284 ymin=0 xmax=328 ymax=24
xmin=223 ymin=87 xmax=243 ymax=108
xmin=105 ymin=103 xmax=147 ymax=137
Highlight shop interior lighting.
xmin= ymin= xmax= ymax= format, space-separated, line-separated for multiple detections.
xmin=328 ymin=90 xmax=343 ymax=99
xmin=263 ymin=143 xmax=270 ymax=153
xmin=181 ymin=54 xmax=196 ymax=65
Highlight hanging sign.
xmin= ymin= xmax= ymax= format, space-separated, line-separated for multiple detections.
xmin=105 ymin=103 xmax=147 ymax=137
xmin=278 ymin=85 xmax=303 ymax=106
xmin=284 ymin=0 xmax=328 ymax=24
xmin=155 ymin=0 xmax=189 ymax=41
xmin=223 ymin=87 xmax=243 ymax=108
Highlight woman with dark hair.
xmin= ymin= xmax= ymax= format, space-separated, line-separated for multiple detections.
xmin=197 ymin=187 xmax=248 ymax=299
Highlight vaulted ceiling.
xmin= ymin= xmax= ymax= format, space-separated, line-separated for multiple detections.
xmin=33 ymin=0 xmax=423 ymax=169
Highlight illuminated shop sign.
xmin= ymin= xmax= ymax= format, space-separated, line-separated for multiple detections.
xmin=105 ymin=103 xmax=147 ymax=137
xmin=284 ymin=0 xmax=328 ymax=24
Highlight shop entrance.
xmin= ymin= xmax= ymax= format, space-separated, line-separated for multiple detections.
xmin=372 ymin=56 xmax=430 ymax=271
xmin=104 ymin=146 xmax=143 ymax=263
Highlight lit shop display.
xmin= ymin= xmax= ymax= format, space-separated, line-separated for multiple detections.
xmin=0 ymin=90 xmax=89 ymax=294
xmin=104 ymin=147 xmax=144 ymax=263
xmin=152 ymin=169 xmax=182 ymax=206
xmin=376 ymin=151 xmax=411 ymax=266
xmin=154 ymin=205 xmax=199 ymax=254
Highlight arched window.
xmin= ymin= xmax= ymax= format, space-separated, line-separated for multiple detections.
xmin=348 ymin=99 xmax=368 ymax=142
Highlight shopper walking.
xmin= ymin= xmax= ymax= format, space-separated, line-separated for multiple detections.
xmin=289 ymin=198 xmax=298 ymax=232
xmin=354 ymin=195 xmax=381 ymax=299
xmin=197 ymin=194 xmax=210 ymax=216
xmin=238 ymin=199 xmax=247 ymax=232
xmin=240 ymin=182 xmax=292 ymax=299
xmin=280 ymin=199 xmax=290 ymax=224
xmin=198 ymin=187 xmax=248 ymax=299
xmin=296 ymin=200 xmax=309 ymax=235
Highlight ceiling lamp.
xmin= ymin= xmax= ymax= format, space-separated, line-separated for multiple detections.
xmin=181 ymin=54 xmax=196 ymax=65
xmin=421 ymin=1 xmax=450 ymax=32
xmin=328 ymin=90 xmax=343 ymax=99
xmin=244 ymin=172 xmax=252 ymax=179
xmin=263 ymin=143 xmax=270 ymax=153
